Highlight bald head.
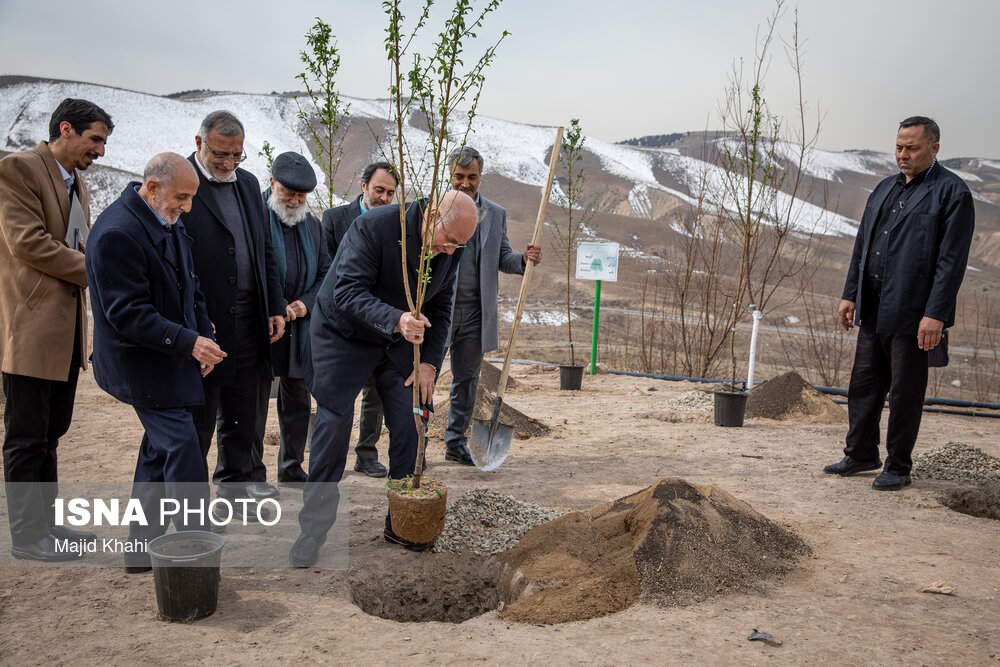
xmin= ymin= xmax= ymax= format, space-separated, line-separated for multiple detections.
xmin=139 ymin=152 xmax=199 ymax=224
xmin=430 ymin=189 xmax=477 ymax=254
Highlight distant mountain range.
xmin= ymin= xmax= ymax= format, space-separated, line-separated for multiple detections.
xmin=2 ymin=76 xmax=998 ymax=286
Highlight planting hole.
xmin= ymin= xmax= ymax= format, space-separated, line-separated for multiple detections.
xmin=349 ymin=553 xmax=521 ymax=623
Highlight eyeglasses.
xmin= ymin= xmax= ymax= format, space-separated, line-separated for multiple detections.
xmin=438 ymin=218 xmax=466 ymax=249
xmin=203 ymin=139 xmax=247 ymax=165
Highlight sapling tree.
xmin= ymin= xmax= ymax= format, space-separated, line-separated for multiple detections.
xmin=258 ymin=140 xmax=276 ymax=172
xmin=382 ymin=0 xmax=507 ymax=487
xmin=668 ymin=0 xmax=827 ymax=392
xmin=550 ymin=119 xmax=596 ymax=367
xmin=296 ymin=17 xmax=351 ymax=210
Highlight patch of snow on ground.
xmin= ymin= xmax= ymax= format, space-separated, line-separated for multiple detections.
xmin=499 ymin=309 xmax=572 ymax=326
xmin=458 ymin=115 xmax=561 ymax=187
xmin=628 ymin=185 xmax=652 ymax=218
xmin=343 ymin=97 xmax=392 ymax=120
xmin=586 ymin=137 xmax=658 ymax=184
xmin=680 ymin=145 xmax=859 ymax=237
xmin=0 ymin=81 xmax=320 ymax=193
xmin=771 ymin=140 xmax=892 ymax=181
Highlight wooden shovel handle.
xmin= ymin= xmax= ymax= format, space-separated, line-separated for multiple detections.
xmin=496 ymin=126 xmax=564 ymax=401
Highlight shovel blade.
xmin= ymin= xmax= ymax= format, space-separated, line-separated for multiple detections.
xmin=469 ymin=417 xmax=514 ymax=471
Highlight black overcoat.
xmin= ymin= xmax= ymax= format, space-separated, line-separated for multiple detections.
xmin=179 ymin=155 xmax=286 ymax=386
xmin=306 ymin=200 xmax=461 ymax=414
xmin=320 ymin=194 xmax=363 ymax=259
xmin=843 ymin=163 xmax=975 ymax=334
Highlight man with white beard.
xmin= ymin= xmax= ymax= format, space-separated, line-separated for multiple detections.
xmin=264 ymin=152 xmax=331 ymax=486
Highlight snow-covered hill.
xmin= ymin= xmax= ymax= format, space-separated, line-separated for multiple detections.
xmin=3 ymin=78 xmax=998 ymax=240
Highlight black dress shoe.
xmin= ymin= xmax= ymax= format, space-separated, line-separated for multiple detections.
xmin=277 ymin=470 xmax=308 ymax=488
xmin=245 ymin=481 xmax=281 ymax=500
xmin=872 ymin=470 xmax=912 ymax=491
xmin=11 ymin=535 xmax=83 ymax=562
xmin=50 ymin=525 xmax=97 ymax=542
xmin=445 ymin=444 xmax=474 ymax=466
xmin=823 ymin=455 xmax=882 ymax=476
xmin=289 ymin=533 xmax=325 ymax=567
xmin=354 ymin=458 xmax=388 ymax=478
xmin=383 ymin=526 xmax=435 ymax=552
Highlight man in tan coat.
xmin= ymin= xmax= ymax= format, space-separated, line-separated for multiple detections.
xmin=0 ymin=98 xmax=113 ymax=561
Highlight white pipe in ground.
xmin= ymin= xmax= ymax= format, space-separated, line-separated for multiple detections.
xmin=746 ymin=308 xmax=763 ymax=390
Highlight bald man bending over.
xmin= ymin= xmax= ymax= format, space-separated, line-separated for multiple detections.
xmin=87 ymin=153 xmax=224 ymax=572
xmin=290 ymin=190 xmax=477 ymax=566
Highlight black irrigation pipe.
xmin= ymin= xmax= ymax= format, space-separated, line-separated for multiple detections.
xmin=828 ymin=398 xmax=1000 ymax=419
xmin=485 ymin=358 xmax=1000 ymax=419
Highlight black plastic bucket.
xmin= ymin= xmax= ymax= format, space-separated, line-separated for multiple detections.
xmin=559 ymin=365 xmax=585 ymax=390
xmin=713 ymin=390 xmax=749 ymax=427
xmin=148 ymin=531 xmax=225 ymax=621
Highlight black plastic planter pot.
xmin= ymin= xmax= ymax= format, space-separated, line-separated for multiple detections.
xmin=148 ymin=531 xmax=225 ymax=621
xmin=713 ymin=389 xmax=748 ymax=427
xmin=559 ymin=365 xmax=585 ymax=390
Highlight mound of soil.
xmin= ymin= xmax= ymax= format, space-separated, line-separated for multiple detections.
xmin=746 ymin=371 xmax=846 ymax=424
xmin=938 ymin=481 xmax=1000 ymax=521
xmin=494 ymin=477 xmax=810 ymax=625
xmin=428 ymin=363 xmax=549 ymax=442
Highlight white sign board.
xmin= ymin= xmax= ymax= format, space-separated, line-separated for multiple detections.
xmin=575 ymin=242 xmax=619 ymax=282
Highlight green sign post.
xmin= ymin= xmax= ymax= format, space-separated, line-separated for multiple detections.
xmin=575 ymin=242 xmax=619 ymax=375
xmin=590 ymin=279 xmax=602 ymax=375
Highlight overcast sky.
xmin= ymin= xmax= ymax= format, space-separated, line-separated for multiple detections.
xmin=2 ymin=0 xmax=997 ymax=158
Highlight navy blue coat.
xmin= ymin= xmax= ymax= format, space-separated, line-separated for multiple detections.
xmin=306 ymin=200 xmax=462 ymax=414
xmin=86 ymin=183 xmax=215 ymax=408
xmin=843 ymin=163 xmax=975 ymax=334
xmin=179 ymin=155 xmax=286 ymax=386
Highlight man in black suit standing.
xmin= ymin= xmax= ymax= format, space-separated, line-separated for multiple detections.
xmin=320 ymin=161 xmax=398 ymax=478
xmin=180 ymin=111 xmax=286 ymax=514
xmin=87 ymin=153 xmax=225 ymax=571
xmin=290 ymin=190 xmax=477 ymax=567
xmin=824 ymin=116 xmax=975 ymax=491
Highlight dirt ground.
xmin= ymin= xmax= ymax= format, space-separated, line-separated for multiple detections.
xmin=2 ymin=362 xmax=999 ymax=665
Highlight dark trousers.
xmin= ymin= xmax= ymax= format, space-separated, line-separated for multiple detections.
xmin=276 ymin=376 xmax=310 ymax=478
xmin=844 ymin=321 xmax=928 ymax=475
xmin=299 ymin=358 xmax=419 ymax=539
xmin=445 ymin=305 xmax=484 ymax=451
xmin=191 ymin=354 xmax=270 ymax=488
xmin=354 ymin=375 xmax=385 ymax=462
xmin=2 ymin=368 xmax=79 ymax=545
xmin=127 ymin=407 xmax=210 ymax=554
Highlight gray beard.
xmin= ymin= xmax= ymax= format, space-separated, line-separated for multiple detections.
xmin=268 ymin=194 xmax=308 ymax=226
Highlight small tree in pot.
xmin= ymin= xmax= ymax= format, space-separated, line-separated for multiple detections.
xmin=710 ymin=1 xmax=827 ymax=426
xmin=550 ymin=119 xmax=595 ymax=390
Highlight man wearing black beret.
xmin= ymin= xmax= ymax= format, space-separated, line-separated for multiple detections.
xmin=265 ymin=152 xmax=331 ymax=487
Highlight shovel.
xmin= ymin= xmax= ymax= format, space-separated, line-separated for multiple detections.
xmin=469 ymin=126 xmax=564 ymax=471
